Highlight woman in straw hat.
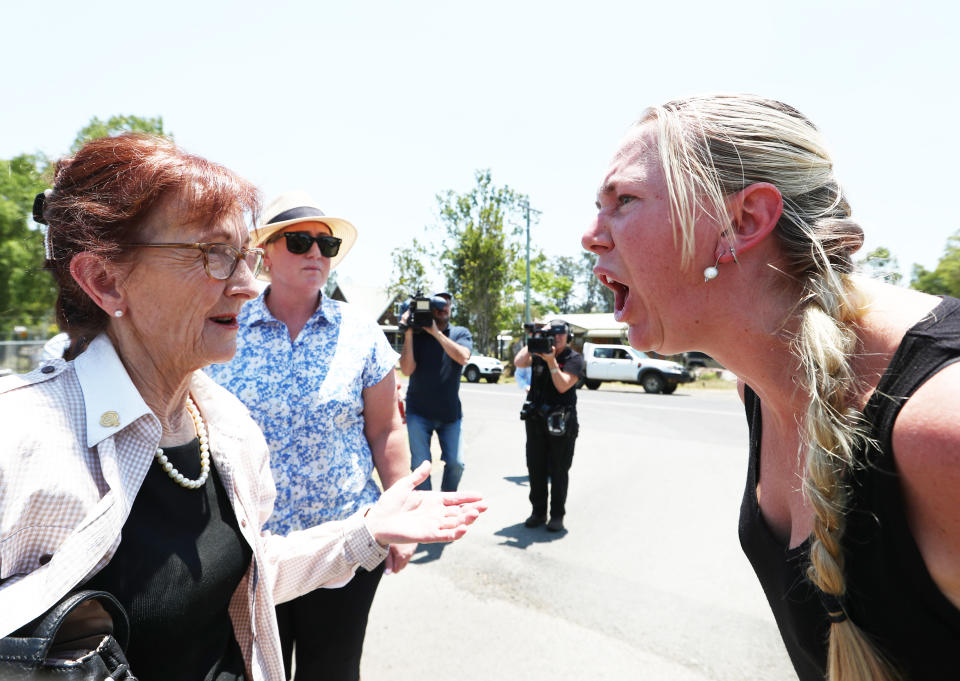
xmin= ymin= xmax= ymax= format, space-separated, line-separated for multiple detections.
xmin=582 ymin=94 xmax=960 ymax=681
xmin=0 ymin=136 xmax=485 ymax=681
xmin=207 ymin=191 xmax=413 ymax=681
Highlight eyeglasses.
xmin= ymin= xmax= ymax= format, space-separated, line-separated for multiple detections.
xmin=122 ymin=242 xmax=264 ymax=280
xmin=270 ymin=232 xmax=342 ymax=257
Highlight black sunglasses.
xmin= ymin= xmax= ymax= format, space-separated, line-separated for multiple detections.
xmin=272 ymin=231 xmax=342 ymax=257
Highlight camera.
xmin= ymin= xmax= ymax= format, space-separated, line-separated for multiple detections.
xmin=524 ymin=322 xmax=555 ymax=354
xmin=401 ymin=290 xmax=449 ymax=332
xmin=409 ymin=293 xmax=435 ymax=330
xmin=519 ymin=400 xmax=537 ymax=421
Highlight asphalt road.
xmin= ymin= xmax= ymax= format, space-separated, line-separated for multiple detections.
xmin=361 ymin=382 xmax=796 ymax=681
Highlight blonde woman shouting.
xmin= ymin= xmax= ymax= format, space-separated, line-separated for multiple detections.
xmin=582 ymin=94 xmax=959 ymax=681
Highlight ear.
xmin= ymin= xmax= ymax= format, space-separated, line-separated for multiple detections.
xmin=262 ymin=242 xmax=276 ymax=270
xmin=720 ymin=182 xmax=783 ymax=262
xmin=69 ymin=252 xmax=125 ymax=316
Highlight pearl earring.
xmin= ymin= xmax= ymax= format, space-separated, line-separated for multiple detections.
xmin=114 ymin=310 xmax=124 ymax=318
xmin=703 ymin=253 xmax=722 ymax=282
xmin=704 ymin=247 xmax=738 ymax=282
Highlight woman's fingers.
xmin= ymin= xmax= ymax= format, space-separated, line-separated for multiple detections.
xmin=438 ymin=490 xmax=485 ymax=506
xmin=385 ymin=542 xmax=416 ymax=575
xmin=391 ymin=543 xmax=416 ymax=573
xmin=384 ymin=551 xmax=396 ymax=575
xmin=367 ymin=484 xmax=487 ymax=546
xmin=405 ymin=461 xmax=431 ymax=488
xmin=430 ymin=503 xmax=485 ymax=530
xmin=417 ymin=493 xmax=487 ymax=518
xmin=443 ymin=526 xmax=470 ymax=541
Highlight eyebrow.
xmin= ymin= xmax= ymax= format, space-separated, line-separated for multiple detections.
xmin=596 ymin=175 xmax=628 ymax=203
xmin=204 ymin=229 xmax=251 ymax=248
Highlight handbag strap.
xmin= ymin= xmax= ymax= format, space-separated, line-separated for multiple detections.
xmin=0 ymin=591 xmax=130 ymax=665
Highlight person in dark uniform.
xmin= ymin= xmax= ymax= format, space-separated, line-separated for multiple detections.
xmin=399 ymin=292 xmax=473 ymax=492
xmin=513 ymin=320 xmax=584 ymax=533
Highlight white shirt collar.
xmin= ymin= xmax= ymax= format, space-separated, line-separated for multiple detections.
xmin=74 ymin=334 xmax=154 ymax=448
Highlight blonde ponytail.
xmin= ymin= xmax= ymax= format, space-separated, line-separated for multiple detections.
xmin=795 ymin=261 xmax=902 ymax=681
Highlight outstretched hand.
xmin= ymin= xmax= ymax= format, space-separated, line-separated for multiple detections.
xmin=365 ymin=462 xmax=487 ymax=546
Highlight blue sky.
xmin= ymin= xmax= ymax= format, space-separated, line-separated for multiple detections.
xmin=4 ymin=0 xmax=957 ymax=289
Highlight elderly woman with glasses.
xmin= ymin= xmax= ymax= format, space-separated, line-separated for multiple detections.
xmin=206 ymin=191 xmax=413 ymax=681
xmin=0 ymin=135 xmax=485 ymax=681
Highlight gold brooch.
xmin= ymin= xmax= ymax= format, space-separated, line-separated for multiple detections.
xmin=99 ymin=411 xmax=120 ymax=428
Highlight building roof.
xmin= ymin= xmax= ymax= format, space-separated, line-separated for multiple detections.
xmin=331 ymin=280 xmax=399 ymax=322
xmin=537 ymin=312 xmax=628 ymax=340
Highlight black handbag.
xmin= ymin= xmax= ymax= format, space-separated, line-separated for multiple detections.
xmin=0 ymin=590 xmax=136 ymax=680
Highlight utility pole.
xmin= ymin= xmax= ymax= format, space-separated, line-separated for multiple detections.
xmin=522 ymin=199 xmax=541 ymax=326
xmin=524 ymin=201 xmax=531 ymax=325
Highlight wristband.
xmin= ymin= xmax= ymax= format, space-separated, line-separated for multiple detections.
xmin=550 ymin=367 xmax=559 ymax=374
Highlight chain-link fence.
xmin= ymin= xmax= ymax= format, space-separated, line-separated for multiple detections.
xmin=0 ymin=341 xmax=46 ymax=375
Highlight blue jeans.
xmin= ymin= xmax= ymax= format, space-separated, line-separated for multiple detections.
xmin=406 ymin=411 xmax=464 ymax=492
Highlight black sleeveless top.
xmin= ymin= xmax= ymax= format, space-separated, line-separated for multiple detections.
xmin=738 ymin=296 xmax=960 ymax=681
xmin=85 ymin=439 xmax=252 ymax=681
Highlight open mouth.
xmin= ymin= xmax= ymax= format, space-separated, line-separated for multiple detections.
xmin=209 ymin=315 xmax=238 ymax=327
xmin=598 ymin=273 xmax=630 ymax=315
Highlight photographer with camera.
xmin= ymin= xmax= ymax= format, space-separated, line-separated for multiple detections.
xmin=513 ymin=320 xmax=584 ymax=532
xmin=399 ymin=291 xmax=473 ymax=492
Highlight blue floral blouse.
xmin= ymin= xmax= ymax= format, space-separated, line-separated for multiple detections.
xmin=206 ymin=291 xmax=399 ymax=533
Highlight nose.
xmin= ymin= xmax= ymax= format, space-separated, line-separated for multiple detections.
xmin=301 ymin=239 xmax=323 ymax=257
xmin=227 ymin=257 xmax=260 ymax=301
xmin=582 ymin=215 xmax=612 ymax=254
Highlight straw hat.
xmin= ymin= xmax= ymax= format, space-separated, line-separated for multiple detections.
xmin=253 ymin=190 xmax=358 ymax=271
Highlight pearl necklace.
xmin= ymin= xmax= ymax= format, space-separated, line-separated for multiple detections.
xmin=154 ymin=395 xmax=210 ymax=489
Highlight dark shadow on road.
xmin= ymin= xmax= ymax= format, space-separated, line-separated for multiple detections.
xmin=503 ymin=475 xmax=529 ymax=487
xmin=494 ymin=522 xmax=567 ymax=549
xmin=410 ymin=542 xmax=449 ymax=565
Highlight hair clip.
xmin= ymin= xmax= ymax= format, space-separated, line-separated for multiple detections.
xmin=32 ymin=190 xmax=51 ymax=225
xmin=35 ymin=190 xmax=55 ymax=261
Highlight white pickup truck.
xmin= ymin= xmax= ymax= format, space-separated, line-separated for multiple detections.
xmin=580 ymin=342 xmax=693 ymax=394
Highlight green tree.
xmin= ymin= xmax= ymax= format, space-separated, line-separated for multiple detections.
xmin=0 ymin=154 xmax=56 ymax=337
xmin=70 ymin=115 xmax=168 ymax=152
xmin=859 ymin=246 xmax=902 ymax=285
xmin=437 ymin=170 xmax=525 ymax=355
xmin=548 ymin=255 xmax=578 ymax=313
xmin=0 ymin=115 xmax=169 ymax=338
xmin=576 ymin=251 xmax=614 ymax=313
xmin=911 ymin=230 xmax=960 ymax=296
xmin=501 ymin=250 xmax=574 ymax=327
xmin=387 ymin=239 xmax=432 ymax=300
xmin=323 ymin=270 xmax=339 ymax=298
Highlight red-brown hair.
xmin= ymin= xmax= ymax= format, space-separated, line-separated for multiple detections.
xmin=38 ymin=134 xmax=260 ymax=359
